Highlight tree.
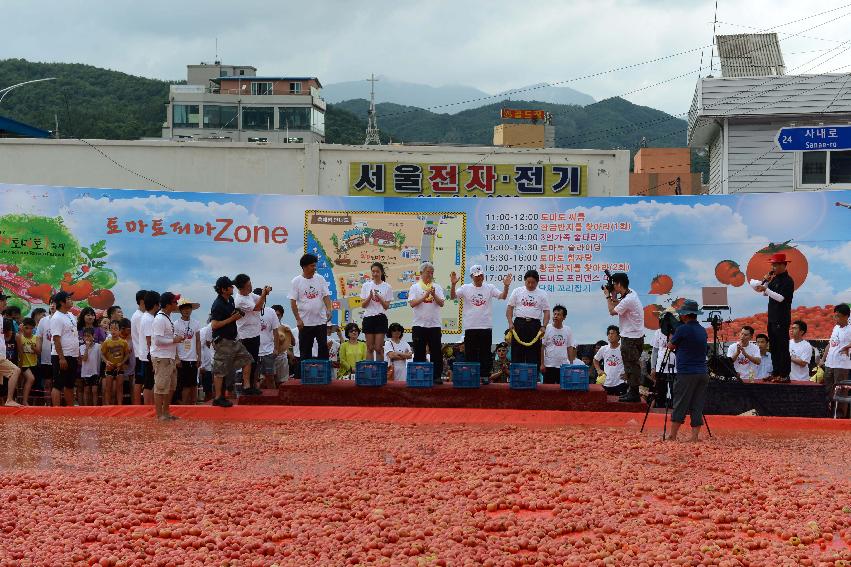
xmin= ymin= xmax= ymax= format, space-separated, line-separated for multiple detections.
xmin=394 ymin=230 xmax=406 ymax=249
xmin=330 ymin=233 xmax=339 ymax=253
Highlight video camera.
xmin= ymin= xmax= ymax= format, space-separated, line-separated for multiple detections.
xmin=601 ymin=269 xmax=615 ymax=294
xmin=659 ymin=309 xmax=681 ymax=337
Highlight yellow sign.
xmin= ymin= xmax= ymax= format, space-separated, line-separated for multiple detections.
xmin=349 ymin=162 xmax=586 ymax=197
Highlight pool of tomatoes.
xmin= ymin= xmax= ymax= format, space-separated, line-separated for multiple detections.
xmin=1 ymin=417 xmax=851 ymax=566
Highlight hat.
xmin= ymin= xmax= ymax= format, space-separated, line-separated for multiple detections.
xmin=215 ymin=276 xmax=234 ymax=291
xmin=767 ymin=253 xmax=790 ymax=264
xmin=676 ymin=299 xmax=703 ymax=316
xmin=160 ymin=292 xmax=181 ymax=307
xmin=177 ymin=297 xmax=200 ymax=310
xmin=469 ymin=264 xmax=484 ymax=277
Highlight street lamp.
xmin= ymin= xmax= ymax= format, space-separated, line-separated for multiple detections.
xmin=0 ymin=77 xmax=57 ymax=104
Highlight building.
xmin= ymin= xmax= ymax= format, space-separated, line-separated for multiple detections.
xmin=687 ymin=34 xmax=851 ymax=193
xmin=163 ymin=62 xmax=326 ymax=144
xmin=0 ymin=116 xmax=51 ymax=139
xmin=370 ymin=229 xmax=395 ymax=246
xmin=629 ymin=147 xmax=704 ymax=196
xmin=493 ymin=108 xmax=554 ymax=149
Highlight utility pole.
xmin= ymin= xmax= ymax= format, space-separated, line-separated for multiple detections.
xmin=364 ymin=73 xmax=381 ymax=145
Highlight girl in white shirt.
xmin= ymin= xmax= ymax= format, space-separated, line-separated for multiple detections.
xmin=360 ymin=262 xmax=393 ymax=362
xmin=384 ymin=322 xmax=412 ymax=381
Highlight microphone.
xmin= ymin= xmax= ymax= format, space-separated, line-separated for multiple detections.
xmin=761 ymin=269 xmax=775 ymax=285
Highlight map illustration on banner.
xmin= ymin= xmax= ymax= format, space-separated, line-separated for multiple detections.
xmin=1 ymin=183 xmax=850 ymax=343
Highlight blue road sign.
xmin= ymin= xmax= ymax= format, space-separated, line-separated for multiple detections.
xmin=776 ymin=125 xmax=851 ymax=151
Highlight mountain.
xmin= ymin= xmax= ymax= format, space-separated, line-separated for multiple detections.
xmin=322 ymin=78 xmax=595 ymax=114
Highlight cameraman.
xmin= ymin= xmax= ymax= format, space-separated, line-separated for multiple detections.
xmin=666 ymin=299 xmax=709 ymax=442
xmin=603 ymin=272 xmax=644 ymax=402
xmin=210 ymin=276 xmax=254 ymax=408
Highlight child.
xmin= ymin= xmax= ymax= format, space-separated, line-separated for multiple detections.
xmin=819 ymin=304 xmax=851 ymax=416
xmin=274 ymin=318 xmax=294 ymax=385
xmin=489 ymin=342 xmax=511 ymax=384
xmin=384 ymin=322 xmax=412 ymax=382
xmin=119 ymin=318 xmax=134 ymax=405
xmin=79 ymin=328 xmax=101 ymax=405
xmin=789 ymin=320 xmax=814 ymax=382
xmin=1 ymin=316 xmax=22 ymax=407
xmin=101 ymin=320 xmax=129 ymax=405
xmin=338 ymin=323 xmax=366 ymax=379
xmin=593 ymin=325 xmax=628 ymax=396
xmin=540 ymin=305 xmax=576 ymax=384
xmin=14 ymin=317 xmax=39 ymax=406
xmin=754 ymin=333 xmax=774 ymax=381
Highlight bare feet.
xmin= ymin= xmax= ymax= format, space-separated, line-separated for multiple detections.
xmin=167 ymin=414 xmax=179 ymax=420
xmin=4 ymin=400 xmax=22 ymax=407
xmin=157 ymin=415 xmax=170 ymax=421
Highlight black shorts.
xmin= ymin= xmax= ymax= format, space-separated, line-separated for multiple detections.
xmin=177 ymin=361 xmax=198 ymax=389
xmin=83 ymin=375 xmax=100 ymax=387
xmin=543 ymin=367 xmax=561 ymax=385
xmin=104 ymin=367 xmax=121 ymax=379
xmin=135 ymin=359 xmax=155 ymax=390
xmin=52 ymin=355 xmax=78 ymax=390
xmin=362 ymin=313 xmax=388 ymax=335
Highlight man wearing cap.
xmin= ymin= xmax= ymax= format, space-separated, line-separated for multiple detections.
xmin=151 ymin=292 xmax=184 ymax=420
xmin=667 ymin=299 xmax=709 ymax=442
xmin=753 ymin=253 xmax=795 ymax=381
xmin=450 ymin=266 xmax=511 ymax=384
xmin=210 ymin=277 xmax=254 ymax=408
xmin=175 ymin=297 xmax=202 ymax=405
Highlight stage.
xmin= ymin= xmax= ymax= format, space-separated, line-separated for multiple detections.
xmin=237 ymin=378 xmax=835 ymax=418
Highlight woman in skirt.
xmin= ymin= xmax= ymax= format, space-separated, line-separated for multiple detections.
xmin=360 ymin=262 xmax=393 ymax=361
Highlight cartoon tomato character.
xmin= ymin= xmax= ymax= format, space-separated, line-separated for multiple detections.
xmin=745 ymin=241 xmax=808 ymax=291
xmin=643 ymin=304 xmax=662 ymax=330
xmin=648 ymin=274 xmax=673 ymax=295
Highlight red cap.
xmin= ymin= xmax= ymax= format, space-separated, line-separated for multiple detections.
xmin=767 ymin=253 xmax=790 ymax=263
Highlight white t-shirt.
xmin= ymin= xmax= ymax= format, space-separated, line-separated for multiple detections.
xmin=50 ymin=311 xmax=78 ymax=357
xmin=384 ymin=338 xmax=412 ymax=379
xmin=175 ymin=317 xmax=202 ymax=362
xmin=131 ymin=308 xmax=145 ymax=360
xmin=614 ymin=289 xmax=644 ymax=339
xmin=139 ymin=312 xmax=155 ymax=359
xmin=150 ymin=312 xmax=177 ymax=359
xmin=726 ymin=342 xmax=761 ymax=378
xmin=258 ymin=309 xmax=281 ymax=357
xmin=409 ymin=282 xmax=445 ymax=328
xmin=825 ymin=324 xmax=851 ymax=369
xmin=234 ymin=292 xmax=262 ymax=339
xmin=594 ymin=344 xmax=625 ymax=388
xmin=200 ymin=324 xmax=213 ymax=371
xmin=789 ymin=339 xmax=814 ymax=381
xmin=507 ymin=286 xmax=550 ymax=321
xmin=457 ymin=283 xmax=501 ymax=330
xmin=37 ymin=315 xmax=52 ymax=364
xmin=288 ymin=274 xmax=331 ymax=327
xmin=755 ymin=352 xmax=773 ymax=380
xmin=80 ymin=342 xmax=101 ymax=378
xmin=360 ymin=281 xmax=393 ymax=318
xmin=542 ymin=324 xmax=576 ymax=368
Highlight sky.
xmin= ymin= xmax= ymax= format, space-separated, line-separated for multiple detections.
xmin=3 ymin=0 xmax=851 ymax=115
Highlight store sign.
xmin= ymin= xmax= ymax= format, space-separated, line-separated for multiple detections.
xmin=501 ymin=108 xmax=547 ymax=120
xmin=349 ymin=162 xmax=585 ymax=197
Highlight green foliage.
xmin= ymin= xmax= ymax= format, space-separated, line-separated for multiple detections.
xmin=0 ymin=214 xmax=82 ymax=283
xmin=325 ymin=103 xmax=391 ymax=144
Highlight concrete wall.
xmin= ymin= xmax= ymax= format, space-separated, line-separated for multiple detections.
xmin=0 ymin=139 xmax=630 ymax=197
xmin=493 ymin=124 xmax=546 ymax=148
xmin=633 ymin=147 xmax=691 ymax=174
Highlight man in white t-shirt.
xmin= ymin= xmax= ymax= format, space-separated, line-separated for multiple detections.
xmin=130 ymin=289 xmax=147 ymax=405
xmin=540 ymin=305 xmax=577 ymax=384
xmin=506 ymin=269 xmax=550 ymax=369
xmin=36 ymin=302 xmax=55 ymax=394
xmin=450 ymin=265 xmax=511 ymax=384
xmin=232 ymin=274 xmax=272 ymax=396
xmin=256 ymin=293 xmax=281 ymax=389
xmin=726 ymin=326 xmax=761 ymax=379
xmin=289 ymin=254 xmax=333 ymax=362
xmin=175 ymin=298 xmax=202 ymax=405
xmin=593 ymin=325 xmax=627 ymax=395
xmin=604 ymin=272 xmax=644 ymax=402
xmin=409 ymin=261 xmax=446 ymax=383
xmin=49 ymin=291 xmax=79 ymax=407
xmin=754 ymin=333 xmax=773 ymax=381
xmin=819 ymin=304 xmax=851 ymax=415
xmin=138 ymin=291 xmax=160 ymax=406
xmin=150 ymin=292 xmax=183 ymax=421
xmin=789 ymin=319 xmax=814 ymax=382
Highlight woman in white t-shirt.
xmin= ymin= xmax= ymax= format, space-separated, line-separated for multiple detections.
xmin=360 ymin=262 xmax=393 ymax=362
xmin=384 ymin=322 xmax=412 ymax=381
xmin=408 ymin=261 xmax=446 ymax=383
xmin=505 ymin=269 xmax=550 ymax=367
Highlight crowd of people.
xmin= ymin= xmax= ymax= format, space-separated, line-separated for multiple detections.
xmin=1 ymin=251 xmax=849 ymax=428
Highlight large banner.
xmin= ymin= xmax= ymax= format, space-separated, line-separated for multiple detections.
xmin=1 ymin=183 xmax=849 ymax=343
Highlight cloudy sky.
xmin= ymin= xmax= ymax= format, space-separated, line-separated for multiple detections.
xmin=3 ymin=0 xmax=851 ymax=114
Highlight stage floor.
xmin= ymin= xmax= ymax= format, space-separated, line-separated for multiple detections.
xmin=1 ymin=406 xmax=850 ymax=566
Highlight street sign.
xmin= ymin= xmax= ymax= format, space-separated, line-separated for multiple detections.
xmin=775 ymin=125 xmax=851 ymax=151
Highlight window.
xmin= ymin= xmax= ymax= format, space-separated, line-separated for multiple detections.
xmin=239 ymin=69 xmax=245 ymax=76
xmin=172 ymin=104 xmax=199 ymax=128
xmin=242 ymin=107 xmax=274 ymax=130
xmin=289 ymin=82 xmax=302 ymax=94
xmin=279 ymin=107 xmax=310 ymax=130
xmin=250 ymin=81 xmax=272 ymax=96
xmin=799 ymin=150 xmax=851 ymax=186
xmin=220 ymin=70 xmax=229 ymax=77
xmin=312 ymin=107 xmax=325 ymax=135
xmin=203 ymin=105 xmax=238 ymax=129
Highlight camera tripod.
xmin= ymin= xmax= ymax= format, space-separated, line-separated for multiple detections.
xmin=640 ymin=348 xmax=712 ymax=440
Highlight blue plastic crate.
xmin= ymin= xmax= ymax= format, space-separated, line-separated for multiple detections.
xmin=406 ymin=362 xmax=434 ymax=388
xmin=452 ymin=362 xmax=481 ymax=389
xmin=509 ymin=363 xmax=539 ymax=390
xmin=559 ymin=364 xmax=590 ymax=392
xmin=356 ymin=360 xmax=388 ymax=387
xmin=301 ymin=359 xmax=332 ymax=385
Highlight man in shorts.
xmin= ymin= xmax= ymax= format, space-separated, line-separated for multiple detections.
xmin=210 ymin=277 xmax=253 ymax=408
xmin=255 ymin=288 xmax=280 ymax=389
xmin=150 ymin=292 xmax=183 ymax=420
xmin=50 ymin=291 xmax=79 ymax=407
xmin=175 ymin=298 xmax=202 ymax=405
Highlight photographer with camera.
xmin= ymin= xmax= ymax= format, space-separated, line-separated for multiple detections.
xmin=233 ymin=274 xmax=272 ymax=395
xmin=666 ymin=299 xmax=709 ymax=442
xmin=209 ymin=276 xmax=254 ymax=408
xmin=603 ymin=272 xmax=644 ymax=402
